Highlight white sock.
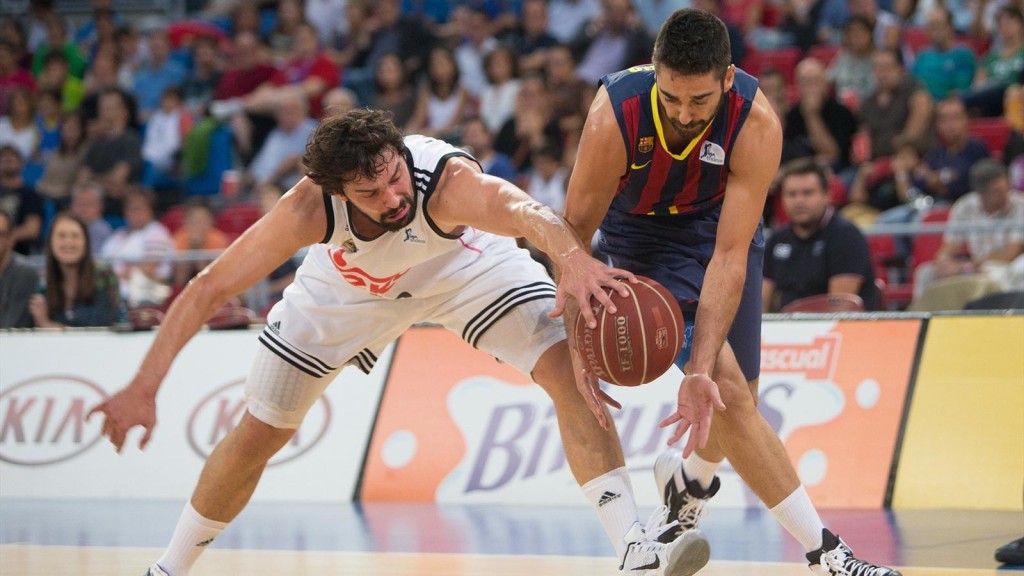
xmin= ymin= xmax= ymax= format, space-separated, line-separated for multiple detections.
xmin=682 ymin=452 xmax=722 ymax=491
xmin=769 ymin=485 xmax=826 ymax=552
xmin=156 ymin=501 xmax=228 ymax=576
xmin=582 ymin=467 xmax=640 ymax=559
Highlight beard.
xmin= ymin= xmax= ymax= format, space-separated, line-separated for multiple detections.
xmin=669 ymin=117 xmax=711 ymax=142
xmin=668 ymin=93 xmax=724 ymax=142
xmin=375 ymin=195 xmax=417 ymax=231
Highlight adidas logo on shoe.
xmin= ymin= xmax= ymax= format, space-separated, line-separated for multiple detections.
xmin=599 ymin=491 xmax=621 ymax=507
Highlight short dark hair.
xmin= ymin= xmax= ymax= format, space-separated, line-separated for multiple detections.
xmin=970 ymin=158 xmax=1008 ymax=193
xmin=483 ymin=45 xmax=519 ymax=84
xmin=998 ymin=5 xmax=1024 ymax=25
xmin=0 ymin=144 xmax=23 ymax=163
xmin=125 ymin=185 xmax=157 ymax=212
xmin=778 ymin=157 xmax=829 ymax=192
xmin=43 ymin=50 xmax=69 ymax=67
xmin=653 ymin=9 xmax=731 ymax=79
xmin=845 ymin=14 xmax=874 ymax=33
xmin=303 ymin=108 xmax=407 ymax=196
xmin=874 ymin=47 xmax=905 ymax=68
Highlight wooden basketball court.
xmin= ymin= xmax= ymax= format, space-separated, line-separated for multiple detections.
xmin=0 ymin=546 xmax=1007 ymax=576
xmin=0 ymin=500 xmax=1018 ymax=575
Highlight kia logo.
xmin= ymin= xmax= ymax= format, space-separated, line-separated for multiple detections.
xmin=0 ymin=376 xmax=108 ymax=466
xmin=187 ymin=379 xmax=331 ymax=466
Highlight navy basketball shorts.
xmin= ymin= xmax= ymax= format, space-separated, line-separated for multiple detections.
xmin=598 ymin=209 xmax=764 ymax=382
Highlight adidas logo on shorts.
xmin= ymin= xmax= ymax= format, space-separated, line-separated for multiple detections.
xmin=269 ymin=321 xmax=281 ymax=333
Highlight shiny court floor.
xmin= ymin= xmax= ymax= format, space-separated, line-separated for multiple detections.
xmin=0 ymin=500 xmax=1020 ymax=575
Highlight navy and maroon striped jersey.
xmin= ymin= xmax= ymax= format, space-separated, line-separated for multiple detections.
xmin=600 ymin=64 xmax=759 ymax=218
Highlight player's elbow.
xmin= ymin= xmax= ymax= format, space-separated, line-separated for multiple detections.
xmin=186 ymin=269 xmax=233 ymax=310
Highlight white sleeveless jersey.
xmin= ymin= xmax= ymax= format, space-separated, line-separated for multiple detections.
xmin=302 ymin=134 xmax=520 ymax=300
xmin=262 ymin=135 xmax=561 ymax=379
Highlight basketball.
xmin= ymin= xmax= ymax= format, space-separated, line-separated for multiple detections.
xmin=574 ymin=276 xmax=685 ymax=386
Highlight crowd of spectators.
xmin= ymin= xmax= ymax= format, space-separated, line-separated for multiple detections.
xmin=1 ymin=0 xmax=1023 ymax=328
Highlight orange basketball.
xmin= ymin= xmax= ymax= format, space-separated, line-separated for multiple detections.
xmin=574 ymin=276 xmax=685 ymax=386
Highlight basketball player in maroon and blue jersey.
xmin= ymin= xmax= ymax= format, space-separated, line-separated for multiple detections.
xmin=556 ymin=9 xmax=901 ymax=576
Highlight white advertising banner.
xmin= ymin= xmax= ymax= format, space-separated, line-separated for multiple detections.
xmin=0 ymin=329 xmax=390 ymax=502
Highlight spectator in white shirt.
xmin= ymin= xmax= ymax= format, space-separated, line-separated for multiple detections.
xmin=547 ymin=0 xmax=601 ymax=44
xmin=246 ymin=93 xmax=317 ymax=191
xmin=99 ymin=186 xmax=174 ymax=307
xmin=142 ymin=87 xmax=192 ymax=174
xmin=453 ymin=4 xmax=499 ymax=98
xmin=914 ymin=159 xmax=1024 ymax=298
xmin=479 ymin=46 xmax=521 ymax=134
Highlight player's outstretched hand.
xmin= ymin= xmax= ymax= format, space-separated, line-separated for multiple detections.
xmin=568 ymin=340 xmax=621 ymax=430
xmin=549 ymin=249 xmax=636 ymax=328
xmin=87 ymin=382 xmax=158 ymax=453
xmin=658 ymin=373 xmax=726 ymax=457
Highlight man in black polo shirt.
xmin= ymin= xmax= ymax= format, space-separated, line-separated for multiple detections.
xmin=763 ymin=158 xmax=880 ymax=311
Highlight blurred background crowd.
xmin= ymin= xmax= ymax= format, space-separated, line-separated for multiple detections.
xmin=0 ymin=0 xmax=1022 ymax=330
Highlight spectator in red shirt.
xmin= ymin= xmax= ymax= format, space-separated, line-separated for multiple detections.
xmin=0 ymin=40 xmax=35 ymax=117
xmin=258 ymin=22 xmax=339 ymax=118
xmin=213 ymin=31 xmax=275 ymax=103
xmin=214 ymin=24 xmax=338 ymax=160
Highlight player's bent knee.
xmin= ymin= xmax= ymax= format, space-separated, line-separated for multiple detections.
xmin=231 ymin=411 xmax=297 ymax=455
xmin=530 ymin=341 xmax=577 ymax=399
xmin=244 ymin=344 xmax=338 ymax=430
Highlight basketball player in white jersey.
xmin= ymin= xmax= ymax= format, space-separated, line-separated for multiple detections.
xmin=88 ymin=109 xmax=710 ymax=576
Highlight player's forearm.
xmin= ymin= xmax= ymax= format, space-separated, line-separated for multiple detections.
xmin=131 ymin=274 xmax=233 ymax=395
xmin=514 ymin=199 xmax=590 ymax=267
xmin=687 ymin=257 xmax=746 ymax=376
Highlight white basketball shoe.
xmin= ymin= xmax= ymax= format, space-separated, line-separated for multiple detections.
xmin=619 ymin=505 xmax=711 ymax=576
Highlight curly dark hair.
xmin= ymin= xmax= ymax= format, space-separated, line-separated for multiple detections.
xmin=303 ymin=108 xmax=407 ymax=196
xmin=653 ymin=9 xmax=732 ymax=80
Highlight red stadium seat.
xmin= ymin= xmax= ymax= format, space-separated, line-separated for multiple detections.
xmin=759 ymin=47 xmax=802 ymax=84
xmin=159 ymin=204 xmax=188 ymax=233
xmin=967 ymin=117 xmax=1011 ymax=159
xmin=215 ymin=203 xmax=263 ymax=240
xmin=883 ymin=205 xmax=952 ymax=308
xmin=960 ymin=35 xmax=991 ymax=58
xmin=206 ymin=304 xmax=256 ymax=330
xmin=128 ymin=307 xmax=165 ymax=330
xmin=167 ymin=20 xmax=230 ymax=49
xmin=912 ymin=205 xmax=951 ymax=267
xmin=807 ymin=44 xmax=840 ymax=67
xmin=875 ymin=277 xmax=888 ymax=310
xmin=781 ymin=293 xmax=865 ymax=313
xmin=902 ymin=27 xmax=930 ymax=54
xmin=867 ymin=234 xmax=899 ymax=280
xmin=742 ymin=46 xmax=802 ymax=84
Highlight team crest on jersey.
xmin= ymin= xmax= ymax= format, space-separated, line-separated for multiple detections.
xmin=638 ymin=136 xmax=654 ymax=154
xmin=342 ymin=239 xmax=358 ymax=253
xmin=699 ymin=141 xmax=725 ymax=165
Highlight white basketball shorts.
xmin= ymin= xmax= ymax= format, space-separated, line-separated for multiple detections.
xmin=246 ymin=242 xmax=566 ymax=429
